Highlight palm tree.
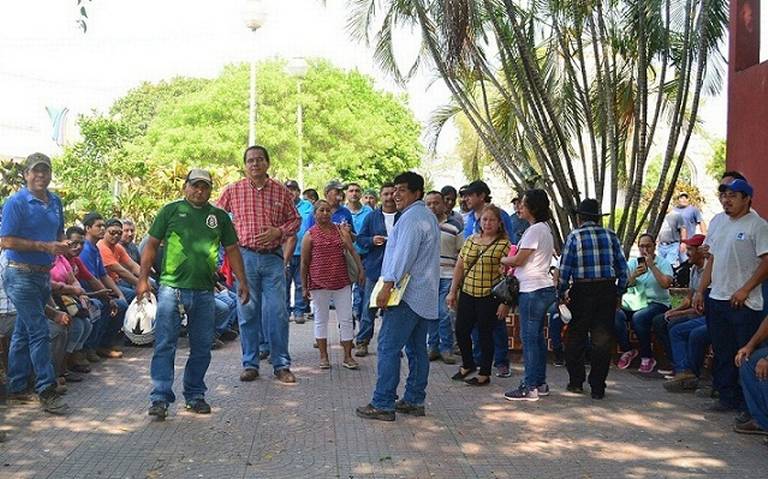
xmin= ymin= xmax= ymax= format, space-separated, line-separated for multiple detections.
xmin=348 ymin=0 xmax=727 ymax=250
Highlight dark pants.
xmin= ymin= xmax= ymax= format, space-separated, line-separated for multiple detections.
xmin=565 ymin=280 xmax=617 ymax=394
xmin=456 ymin=292 xmax=500 ymax=376
xmin=706 ymin=298 xmax=763 ymax=410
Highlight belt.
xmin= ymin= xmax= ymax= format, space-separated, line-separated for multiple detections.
xmin=7 ymin=260 xmax=52 ymax=273
xmin=244 ymin=246 xmax=283 ymax=256
xmin=573 ymin=277 xmax=615 ymax=284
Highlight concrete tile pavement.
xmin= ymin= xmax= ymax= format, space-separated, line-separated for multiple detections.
xmin=1 ymin=316 xmax=767 ymax=478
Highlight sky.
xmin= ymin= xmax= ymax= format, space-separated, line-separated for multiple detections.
xmin=0 ymin=0 xmax=744 ymax=164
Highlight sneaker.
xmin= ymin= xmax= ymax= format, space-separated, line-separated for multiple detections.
xmin=536 ymin=383 xmax=550 ymax=396
xmin=591 ymin=390 xmax=605 ymax=400
xmin=355 ymin=403 xmax=395 ymax=422
xmin=354 ymin=343 xmax=368 ymax=357
xmin=734 ymin=411 xmax=753 ymax=426
xmin=302 ymin=312 xmax=313 ymax=323
xmin=219 ymin=329 xmax=239 ymax=341
xmin=342 ymin=359 xmax=359 ymax=370
xmin=657 ymin=367 xmax=674 ymax=376
xmin=663 ymin=371 xmax=699 ymax=393
xmin=185 ymin=399 xmax=211 ymax=414
xmin=733 ymin=420 xmax=768 ymax=436
xmin=319 ymin=359 xmax=331 ymax=370
xmin=38 ymin=386 xmax=70 ymax=415
xmin=638 ymin=358 xmax=657 ymax=374
xmin=259 ymin=351 xmax=270 ymax=360
xmin=553 ymin=349 xmax=565 ymax=367
xmin=395 ymin=399 xmax=425 ymax=416
xmin=275 ymin=368 xmax=296 ymax=383
xmin=148 ymin=401 xmax=168 ymax=420
xmin=441 ymin=351 xmax=457 ymax=365
xmin=294 ymin=314 xmax=306 ymax=325
xmin=428 ymin=350 xmax=440 ymax=361
xmin=239 ymin=368 xmax=259 ymax=382
xmin=211 ymin=338 xmax=225 ymax=350
xmin=617 ymin=349 xmax=639 ymax=369
xmin=495 ymin=365 xmax=512 ymax=378
xmin=504 ymin=385 xmax=540 ymax=402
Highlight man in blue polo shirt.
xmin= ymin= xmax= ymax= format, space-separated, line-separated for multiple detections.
xmin=0 ymin=153 xmax=72 ymax=414
xmin=283 ymin=180 xmax=314 ymax=324
xmin=346 ymin=182 xmax=373 ymax=323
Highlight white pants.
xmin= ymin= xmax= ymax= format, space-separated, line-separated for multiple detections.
xmin=312 ymin=285 xmax=354 ymax=341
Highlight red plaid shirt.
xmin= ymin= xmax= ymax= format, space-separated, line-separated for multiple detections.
xmin=217 ymin=177 xmax=300 ymax=251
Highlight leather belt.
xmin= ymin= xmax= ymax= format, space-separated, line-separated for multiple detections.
xmin=7 ymin=260 xmax=52 ymax=273
xmin=573 ymin=277 xmax=615 ymax=284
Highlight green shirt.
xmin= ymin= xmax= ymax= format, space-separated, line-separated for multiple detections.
xmin=148 ymin=199 xmax=238 ymax=290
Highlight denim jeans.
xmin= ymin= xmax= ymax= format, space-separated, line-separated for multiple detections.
xmin=285 ymin=255 xmax=307 ymax=316
xmin=668 ymin=316 xmax=709 ymax=374
xmin=352 ymin=282 xmax=364 ymax=321
xmin=2 ymin=267 xmax=57 ymax=394
xmin=371 ymin=301 xmax=431 ymax=411
xmin=739 ymin=346 xmax=768 ymax=430
xmin=150 ymin=285 xmax=215 ymax=403
xmin=519 ymin=286 xmax=556 ymax=388
xmin=657 ymin=242 xmax=681 ymax=267
xmin=615 ymin=302 xmax=669 ymax=358
xmin=651 ymin=313 xmax=695 ymax=368
xmin=214 ymin=290 xmax=238 ymax=336
xmin=84 ymin=297 xmax=128 ymax=350
xmin=355 ymin=278 xmax=377 ymax=345
xmin=237 ymin=249 xmax=291 ymax=373
xmin=547 ymin=303 xmax=562 ymax=350
xmin=65 ymin=316 xmax=92 ymax=354
xmin=707 ymin=298 xmax=763 ymax=410
xmin=427 ymin=278 xmax=454 ymax=354
xmin=472 ymin=318 xmax=510 ymax=368
xmin=116 ymin=279 xmax=137 ymax=305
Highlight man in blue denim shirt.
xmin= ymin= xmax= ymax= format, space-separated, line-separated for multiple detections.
xmin=283 ymin=180 xmax=314 ymax=324
xmin=354 ymin=183 xmax=399 ymax=357
xmin=138 ymin=169 xmax=249 ymax=419
xmin=0 ymin=153 xmax=72 ymax=414
xmin=356 ymin=172 xmax=440 ymax=421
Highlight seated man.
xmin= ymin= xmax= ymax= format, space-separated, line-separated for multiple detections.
xmin=97 ymin=218 xmax=141 ymax=304
xmin=663 ymin=317 xmax=710 ymax=392
xmin=119 ymin=219 xmax=141 ymax=264
xmin=734 ymin=315 xmax=768 ymax=436
xmin=213 ymin=283 xmax=239 ymax=349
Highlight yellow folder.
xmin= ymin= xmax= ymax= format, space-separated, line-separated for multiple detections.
xmin=369 ymin=274 xmax=411 ymax=308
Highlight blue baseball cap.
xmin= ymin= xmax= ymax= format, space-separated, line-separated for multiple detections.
xmin=718 ymin=179 xmax=753 ymax=197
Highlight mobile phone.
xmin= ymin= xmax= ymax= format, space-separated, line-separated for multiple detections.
xmin=637 ymin=257 xmax=646 ymax=265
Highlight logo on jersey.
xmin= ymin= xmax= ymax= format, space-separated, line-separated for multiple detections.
xmin=736 ymin=232 xmax=746 ymax=240
xmin=206 ymin=214 xmax=218 ymax=229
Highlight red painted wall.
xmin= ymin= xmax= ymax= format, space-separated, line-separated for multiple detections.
xmin=727 ymin=0 xmax=768 ymax=213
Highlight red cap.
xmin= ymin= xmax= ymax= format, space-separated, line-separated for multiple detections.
xmin=682 ymin=234 xmax=706 ymax=247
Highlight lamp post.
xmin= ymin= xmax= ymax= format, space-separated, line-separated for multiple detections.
xmin=285 ymin=57 xmax=308 ymax=187
xmin=244 ymin=0 xmax=268 ymax=146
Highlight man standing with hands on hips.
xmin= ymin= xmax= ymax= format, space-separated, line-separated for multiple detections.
xmin=138 ymin=169 xmax=248 ymax=419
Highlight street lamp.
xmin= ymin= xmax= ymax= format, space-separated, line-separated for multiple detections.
xmin=244 ymin=0 xmax=268 ymax=146
xmin=285 ymin=57 xmax=308 ymax=187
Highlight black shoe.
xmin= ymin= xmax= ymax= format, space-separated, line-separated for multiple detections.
xmin=591 ymin=390 xmax=605 ymax=400
xmin=395 ymin=400 xmax=425 ymax=417
xmin=734 ymin=411 xmax=753 ymax=425
xmin=708 ymin=401 xmax=736 ymax=413
xmin=38 ymin=386 xmax=70 ymax=415
xmin=219 ymin=329 xmax=238 ymax=341
xmin=566 ymin=384 xmax=584 ymax=394
xmin=465 ymin=377 xmax=491 ymax=387
xmin=451 ymin=368 xmax=476 ymax=381
xmin=185 ymin=399 xmax=211 ymax=414
xmin=148 ymin=401 xmax=168 ymax=420
xmin=553 ymin=349 xmax=565 ymax=367
xmin=356 ymin=403 xmax=395 ymax=422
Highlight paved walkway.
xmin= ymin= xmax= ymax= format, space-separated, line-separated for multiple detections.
xmin=1 ymin=318 xmax=767 ymax=479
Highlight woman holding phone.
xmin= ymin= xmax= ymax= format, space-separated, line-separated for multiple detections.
xmin=615 ymin=233 xmax=674 ymax=373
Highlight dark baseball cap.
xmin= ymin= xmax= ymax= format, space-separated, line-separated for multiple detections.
xmin=285 ymin=180 xmax=300 ymax=190
xmin=25 ymin=152 xmax=51 ymax=171
xmin=325 ymin=180 xmax=345 ymax=193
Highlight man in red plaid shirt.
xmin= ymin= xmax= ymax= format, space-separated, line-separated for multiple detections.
xmin=218 ymin=145 xmax=300 ymax=383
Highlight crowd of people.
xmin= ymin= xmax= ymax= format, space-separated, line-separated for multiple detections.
xmin=1 ymin=149 xmax=767 ymax=445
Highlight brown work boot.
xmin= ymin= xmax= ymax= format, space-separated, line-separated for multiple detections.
xmin=239 ymin=368 xmax=259 ymax=382
xmin=85 ymin=349 xmax=103 ymax=363
xmin=274 ymin=368 xmax=296 ymax=384
xmin=96 ymin=348 xmax=123 ymax=359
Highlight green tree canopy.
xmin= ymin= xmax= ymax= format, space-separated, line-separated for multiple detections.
xmin=54 ymin=59 xmax=422 ymax=229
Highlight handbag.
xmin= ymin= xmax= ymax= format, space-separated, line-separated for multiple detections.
xmin=492 ymin=274 xmax=520 ymax=306
xmin=344 ymin=248 xmax=359 ymax=284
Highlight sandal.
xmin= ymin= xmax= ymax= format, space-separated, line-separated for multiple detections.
xmin=342 ymin=359 xmax=359 ymax=370
xmin=465 ymin=377 xmax=491 ymax=387
xmin=319 ymin=359 xmax=331 ymax=369
xmin=451 ymin=368 xmax=476 ymax=381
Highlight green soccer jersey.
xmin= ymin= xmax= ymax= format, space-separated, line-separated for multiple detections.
xmin=148 ymin=199 xmax=238 ymax=290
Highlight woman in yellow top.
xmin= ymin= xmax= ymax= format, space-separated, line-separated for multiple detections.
xmin=447 ymin=205 xmax=511 ymax=386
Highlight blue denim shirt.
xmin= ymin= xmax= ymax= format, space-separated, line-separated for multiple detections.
xmin=356 ymin=208 xmax=401 ymax=280
xmin=349 ymin=204 xmax=373 ymax=255
xmin=381 ymin=200 xmax=440 ymax=319
xmin=292 ymin=199 xmax=315 ymax=257
xmin=0 ymin=187 xmax=64 ymax=265
xmin=463 ymin=207 xmax=519 ymax=243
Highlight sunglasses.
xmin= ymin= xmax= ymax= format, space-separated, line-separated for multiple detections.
xmin=107 ymin=230 xmax=123 ymax=236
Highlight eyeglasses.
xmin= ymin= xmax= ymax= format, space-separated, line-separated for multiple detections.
xmin=68 ymin=240 xmax=84 ymax=246
xmin=107 ymin=230 xmax=123 ymax=236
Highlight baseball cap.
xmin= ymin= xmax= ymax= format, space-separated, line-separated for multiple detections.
xmin=463 ymin=180 xmax=491 ymax=196
xmin=25 ymin=152 xmax=51 ymax=171
xmin=718 ymin=179 xmax=753 ymax=197
xmin=682 ymin=234 xmax=706 ymax=247
xmin=364 ymin=189 xmax=378 ymax=198
xmin=324 ymin=180 xmax=345 ymax=193
xmin=284 ymin=180 xmax=300 ymax=190
xmin=185 ymin=168 xmax=213 ymax=186
xmin=458 ymin=185 xmax=469 ymax=197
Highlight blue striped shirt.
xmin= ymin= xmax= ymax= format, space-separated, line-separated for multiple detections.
xmin=558 ymin=221 xmax=629 ymax=299
xmin=381 ymin=200 xmax=440 ymax=319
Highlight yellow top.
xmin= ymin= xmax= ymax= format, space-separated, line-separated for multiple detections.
xmin=460 ymin=235 xmax=511 ymax=297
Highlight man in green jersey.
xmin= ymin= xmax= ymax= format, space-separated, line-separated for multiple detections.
xmin=137 ymin=169 xmax=248 ymax=419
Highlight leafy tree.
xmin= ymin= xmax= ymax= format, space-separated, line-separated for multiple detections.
xmin=0 ymin=159 xmax=25 ymax=199
xmin=706 ymin=139 xmax=726 ymax=181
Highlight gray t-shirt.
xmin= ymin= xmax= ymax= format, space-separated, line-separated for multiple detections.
xmin=705 ymin=211 xmax=768 ymax=311
xmin=658 ymin=211 xmax=685 ymax=243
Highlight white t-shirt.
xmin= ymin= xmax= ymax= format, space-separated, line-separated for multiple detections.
xmin=705 ymin=211 xmax=768 ymax=310
xmin=514 ymin=222 xmax=555 ymax=293
xmin=383 ymin=212 xmax=397 ymax=236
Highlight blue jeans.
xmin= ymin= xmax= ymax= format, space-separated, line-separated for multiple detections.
xmin=472 ymin=319 xmax=510 ymax=368
xmin=116 ymin=279 xmax=137 ymax=305
xmin=740 ymin=346 xmax=768 ymax=431
xmin=657 ymin=242 xmax=680 ymax=267
xmin=519 ymin=287 xmax=556 ymax=387
xmin=371 ymin=302 xmax=431 ymax=411
xmin=285 ymin=255 xmax=307 ymax=316
xmin=427 ymin=278 xmax=454 ymax=354
xmin=355 ymin=278 xmax=377 ymax=345
xmin=2 ymin=267 xmax=57 ymax=394
xmin=352 ymin=282 xmax=364 ymax=320
xmin=707 ymin=298 xmax=763 ymax=410
xmin=65 ymin=316 xmax=92 ymax=353
xmin=84 ymin=297 xmax=128 ymax=350
xmin=615 ymin=302 xmax=669 ymax=358
xmin=668 ymin=317 xmax=709 ymax=375
xmin=547 ymin=303 xmax=562 ymax=350
xmin=150 ymin=285 xmax=215 ymax=403
xmin=237 ymin=249 xmax=291 ymax=373
xmin=214 ymin=291 xmax=238 ymax=336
